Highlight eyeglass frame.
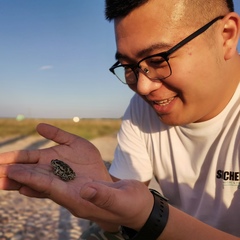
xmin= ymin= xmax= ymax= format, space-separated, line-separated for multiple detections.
xmin=109 ymin=15 xmax=224 ymax=84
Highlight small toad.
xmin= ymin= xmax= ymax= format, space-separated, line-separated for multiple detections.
xmin=51 ymin=159 xmax=76 ymax=181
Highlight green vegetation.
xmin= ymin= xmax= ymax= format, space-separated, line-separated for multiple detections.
xmin=0 ymin=118 xmax=122 ymax=140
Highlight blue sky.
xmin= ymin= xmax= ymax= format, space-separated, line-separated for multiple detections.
xmin=1 ymin=1 xmax=240 ymax=119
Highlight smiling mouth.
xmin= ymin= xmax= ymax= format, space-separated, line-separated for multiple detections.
xmin=154 ymin=97 xmax=175 ymax=106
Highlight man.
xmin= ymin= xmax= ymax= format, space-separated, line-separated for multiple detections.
xmin=83 ymin=0 xmax=240 ymax=238
xmin=0 ymin=0 xmax=239 ymax=239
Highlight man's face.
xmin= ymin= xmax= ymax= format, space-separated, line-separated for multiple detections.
xmin=114 ymin=0 xmax=228 ymax=126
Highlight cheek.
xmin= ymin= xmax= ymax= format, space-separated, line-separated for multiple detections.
xmin=169 ymin=53 xmax=212 ymax=90
xmin=165 ymin=60 xmax=212 ymax=110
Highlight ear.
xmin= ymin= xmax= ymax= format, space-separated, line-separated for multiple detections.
xmin=221 ymin=13 xmax=240 ymax=60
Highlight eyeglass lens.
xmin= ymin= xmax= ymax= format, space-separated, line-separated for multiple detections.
xmin=114 ymin=56 xmax=171 ymax=84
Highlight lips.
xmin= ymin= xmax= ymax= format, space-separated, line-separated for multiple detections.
xmin=153 ymin=97 xmax=175 ymax=106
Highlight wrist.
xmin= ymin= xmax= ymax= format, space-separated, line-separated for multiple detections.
xmin=121 ymin=189 xmax=169 ymax=240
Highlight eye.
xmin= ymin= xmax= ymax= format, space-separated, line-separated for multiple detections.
xmin=146 ymin=56 xmax=168 ymax=68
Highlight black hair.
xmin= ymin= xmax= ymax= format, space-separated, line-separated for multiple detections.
xmin=105 ymin=0 xmax=148 ymax=20
xmin=226 ymin=0 xmax=234 ymax=11
xmin=105 ymin=0 xmax=235 ymax=21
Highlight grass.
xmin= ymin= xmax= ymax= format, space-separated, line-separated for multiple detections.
xmin=0 ymin=118 xmax=122 ymax=140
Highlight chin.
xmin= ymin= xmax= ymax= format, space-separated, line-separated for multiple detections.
xmin=158 ymin=114 xmax=191 ymax=126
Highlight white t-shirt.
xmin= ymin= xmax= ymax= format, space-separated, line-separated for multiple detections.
xmin=109 ymin=84 xmax=240 ymax=236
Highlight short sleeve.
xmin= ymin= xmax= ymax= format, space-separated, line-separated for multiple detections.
xmin=109 ymin=94 xmax=154 ymax=182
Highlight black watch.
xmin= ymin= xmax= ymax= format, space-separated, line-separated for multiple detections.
xmin=121 ymin=189 xmax=169 ymax=240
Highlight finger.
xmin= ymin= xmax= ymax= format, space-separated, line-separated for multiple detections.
xmin=0 ymin=150 xmax=41 ymax=164
xmin=6 ymin=164 xmax=76 ymax=204
xmin=19 ymin=186 xmax=49 ymax=198
xmin=80 ymin=180 xmax=154 ymax=229
xmin=0 ymin=165 xmax=47 ymax=195
xmin=36 ymin=123 xmax=79 ymax=146
xmin=80 ymin=181 xmax=123 ymax=212
xmin=0 ymin=178 xmax=22 ymax=190
xmin=7 ymin=164 xmax=52 ymax=196
xmin=0 ymin=174 xmax=48 ymax=197
xmin=79 ymin=181 xmax=133 ymax=225
xmin=37 ymin=123 xmax=99 ymax=157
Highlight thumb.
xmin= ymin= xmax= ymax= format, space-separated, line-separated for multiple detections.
xmin=80 ymin=185 xmax=98 ymax=200
xmin=80 ymin=182 xmax=118 ymax=210
xmin=36 ymin=123 xmax=77 ymax=145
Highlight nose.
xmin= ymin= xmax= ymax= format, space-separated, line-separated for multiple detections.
xmin=136 ymin=71 xmax=162 ymax=95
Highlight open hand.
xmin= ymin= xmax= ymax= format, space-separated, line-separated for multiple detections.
xmin=0 ymin=123 xmax=112 ymax=215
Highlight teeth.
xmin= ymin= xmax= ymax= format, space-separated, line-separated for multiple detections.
xmin=155 ymin=97 xmax=175 ymax=106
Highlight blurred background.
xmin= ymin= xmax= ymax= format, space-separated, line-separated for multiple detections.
xmin=0 ymin=0 xmax=239 ymax=120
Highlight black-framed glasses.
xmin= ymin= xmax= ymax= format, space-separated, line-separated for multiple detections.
xmin=109 ymin=16 xmax=224 ymax=85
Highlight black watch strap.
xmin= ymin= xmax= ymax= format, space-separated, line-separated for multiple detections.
xmin=121 ymin=189 xmax=169 ymax=240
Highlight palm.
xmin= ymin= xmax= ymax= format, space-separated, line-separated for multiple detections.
xmin=36 ymin=123 xmax=110 ymax=180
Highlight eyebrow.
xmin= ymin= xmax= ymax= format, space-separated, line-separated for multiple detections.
xmin=115 ymin=42 xmax=173 ymax=61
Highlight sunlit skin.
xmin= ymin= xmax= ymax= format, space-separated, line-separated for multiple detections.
xmin=114 ymin=0 xmax=240 ymax=126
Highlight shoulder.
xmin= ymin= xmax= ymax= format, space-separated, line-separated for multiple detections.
xmin=124 ymin=94 xmax=156 ymax=120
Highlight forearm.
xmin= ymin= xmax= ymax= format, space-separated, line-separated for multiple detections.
xmin=158 ymin=205 xmax=239 ymax=240
xmin=98 ymin=204 xmax=239 ymax=240
xmin=80 ymin=180 xmax=239 ymax=240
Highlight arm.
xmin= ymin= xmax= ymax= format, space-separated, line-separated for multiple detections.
xmin=160 ymin=205 xmax=239 ymax=240
xmin=107 ymin=177 xmax=237 ymax=239
xmin=80 ymin=180 xmax=240 ymax=240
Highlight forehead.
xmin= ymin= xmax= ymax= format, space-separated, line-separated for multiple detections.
xmin=114 ymin=0 xmax=190 ymax=59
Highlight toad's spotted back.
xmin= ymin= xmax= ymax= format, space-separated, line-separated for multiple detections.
xmin=51 ymin=159 xmax=76 ymax=181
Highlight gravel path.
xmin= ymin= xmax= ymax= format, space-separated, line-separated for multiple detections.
xmin=0 ymin=134 xmax=118 ymax=240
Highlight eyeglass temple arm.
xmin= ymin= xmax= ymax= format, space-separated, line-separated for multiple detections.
xmin=166 ymin=16 xmax=224 ymax=56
